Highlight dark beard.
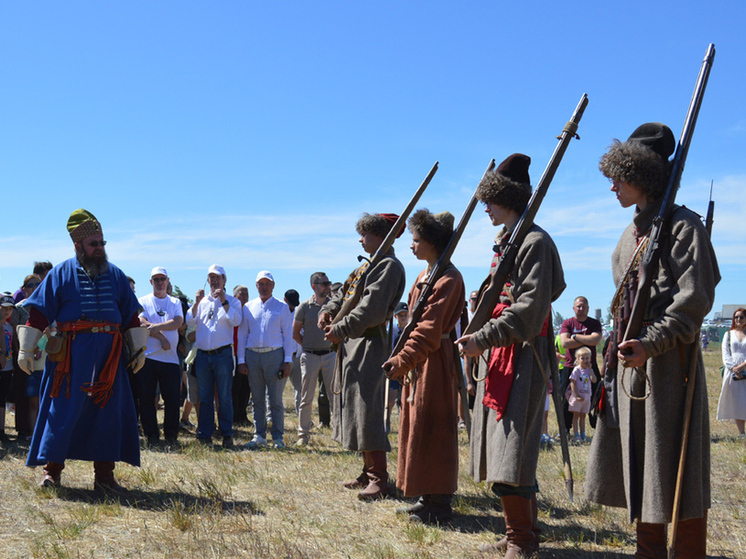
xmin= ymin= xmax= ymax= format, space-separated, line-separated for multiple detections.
xmin=77 ymin=249 xmax=110 ymax=278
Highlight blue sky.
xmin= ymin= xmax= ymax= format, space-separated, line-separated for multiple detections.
xmin=2 ymin=2 xmax=744 ymax=321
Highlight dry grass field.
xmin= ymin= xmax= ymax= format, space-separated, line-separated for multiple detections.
xmin=0 ymin=347 xmax=744 ymax=558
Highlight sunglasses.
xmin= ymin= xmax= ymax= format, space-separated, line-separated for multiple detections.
xmin=314 ymin=281 xmax=332 ymax=286
xmin=85 ymin=240 xmax=107 ymax=248
xmin=25 ymin=282 xmax=40 ymax=289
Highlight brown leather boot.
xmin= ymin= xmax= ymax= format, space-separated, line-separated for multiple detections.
xmin=357 ymin=450 xmax=390 ymax=501
xmin=478 ymin=493 xmax=540 ymax=553
xmin=93 ymin=461 xmax=125 ymax=492
xmin=342 ymin=453 xmax=370 ymax=489
xmin=501 ymin=495 xmax=539 ymax=558
xmin=40 ymin=462 xmax=65 ymax=488
xmin=635 ymin=522 xmax=666 ymax=559
xmin=671 ymin=514 xmax=707 ymax=559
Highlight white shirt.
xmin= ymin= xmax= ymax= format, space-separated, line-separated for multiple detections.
xmin=237 ymin=296 xmax=294 ymax=364
xmin=139 ymin=292 xmax=183 ymax=364
xmin=186 ymin=293 xmax=242 ymax=351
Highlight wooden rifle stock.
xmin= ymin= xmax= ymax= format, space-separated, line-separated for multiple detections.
xmin=622 ymin=44 xmax=715 ymax=345
xmin=464 ymin=93 xmax=588 ymax=337
xmin=385 ymin=159 xmax=496 ymax=364
xmin=331 ymin=162 xmax=438 ymax=326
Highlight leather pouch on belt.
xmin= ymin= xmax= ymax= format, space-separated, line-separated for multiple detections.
xmin=46 ymin=335 xmax=67 ymax=362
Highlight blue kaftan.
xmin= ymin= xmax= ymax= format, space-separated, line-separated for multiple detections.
xmin=24 ymin=257 xmax=142 ymax=467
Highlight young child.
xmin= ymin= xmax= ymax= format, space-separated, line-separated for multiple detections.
xmin=565 ymin=346 xmax=597 ymax=443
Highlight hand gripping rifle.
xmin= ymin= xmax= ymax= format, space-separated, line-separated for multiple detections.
xmin=331 ymin=162 xmax=438 ymax=327
xmin=463 ymin=93 xmax=588 ymax=501
xmin=382 ymin=159 xmax=497 ymax=433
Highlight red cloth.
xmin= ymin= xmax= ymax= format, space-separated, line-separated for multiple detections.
xmin=482 ymin=301 xmax=551 ymax=422
xmin=482 ymin=303 xmax=513 ymax=422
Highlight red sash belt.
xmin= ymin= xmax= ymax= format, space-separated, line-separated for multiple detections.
xmin=54 ymin=319 xmax=122 ymax=407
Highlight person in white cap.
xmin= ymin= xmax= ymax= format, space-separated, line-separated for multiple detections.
xmin=137 ymin=267 xmax=184 ymax=446
xmin=18 ymin=209 xmax=148 ymax=490
xmin=237 ymin=270 xmax=294 ymax=449
xmin=185 ymin=264 xmax=242 ymax=448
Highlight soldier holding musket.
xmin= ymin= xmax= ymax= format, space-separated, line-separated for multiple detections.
xmin=585 ymin=123 xmax=719 ymax=557
xmin=318 ymin=213 xmax=406 ymax=501
xmin=457 ymin=154 xmax=565 ymax=557
xmin=383 ymin=209 xmax=465 ymax=524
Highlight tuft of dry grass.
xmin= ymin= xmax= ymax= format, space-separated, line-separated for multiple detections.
xmin=0 ymin=344 xmax=743 ymax=558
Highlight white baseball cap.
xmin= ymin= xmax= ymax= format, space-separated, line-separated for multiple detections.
xmin=256 ymin=270 xmax=274 ymax=283
xmin=208 ymin=264 xmax=226 ymax=277
xmin=150 ymin=266 xmax=168 ymax=278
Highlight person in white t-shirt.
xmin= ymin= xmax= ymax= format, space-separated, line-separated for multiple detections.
xmin=138 ymin=267 xmax=184 ymax=446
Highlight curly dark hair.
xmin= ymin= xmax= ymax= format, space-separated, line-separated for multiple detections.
xmin=475 ymin=172 xmax=531 ymax=214
xmin=355 ymin=213 xmax=393 ymax=239
xmin=407 ymin=209 xmax=454 ymax=255
xmin=599 ymin=140 xmax=673 ymax=201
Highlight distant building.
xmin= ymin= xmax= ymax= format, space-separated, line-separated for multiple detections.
xmin=716 ymin=305 xmax=746 ymax=321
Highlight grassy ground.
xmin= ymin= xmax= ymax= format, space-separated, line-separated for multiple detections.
xmin=0 ymin=347 xmax=743 ymax=558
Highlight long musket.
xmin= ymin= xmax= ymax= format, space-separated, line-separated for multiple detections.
xmin=462 ymin=93 xmax=588 ymax=338
xmin=331 ymin=162 xmax=438 ymax=326
xmin=385 ymin=159 xmax=496 ymax=360
xmin=382 ymin=159 xmax=496 ymax=435
xmin=662 ymin=44 xmax=716 ymax=559
xmin=463 ymin=93 xmax=589 ymax=501
xmin=622 ymin=44 xmax=714 ymax=346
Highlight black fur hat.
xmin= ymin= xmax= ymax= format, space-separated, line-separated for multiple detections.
xmin=476 ymin=153 xmax=532 ymax=214
xmin=599 ymin=122 xmax=675 ymax=200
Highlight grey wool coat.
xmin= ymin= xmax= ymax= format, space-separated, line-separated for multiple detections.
xmin=321 ymin=248 xmax=405 ymax=452
xmin=469 ymin=224 xmax=565 ymax=487
xmin=585 ymin=203 xmax=720 ymax=523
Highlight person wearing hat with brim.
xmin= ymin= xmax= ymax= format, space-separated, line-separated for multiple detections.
xmin=136 ymin=267 xmax=184 ymax=446
xmin=318 ymin=212 xmax=406 ymax=501
xmin=383 ymin=209 xmax=466 ymax=524
xmin=456 ymin=155 xmax=565 ymax=557
xmin=185 ymin=264 xmax=243 ymax=449
xmin=585 ymin=123 xmax=720 ymax=557
xmin=17 ymin=209 xmax=148 ymax=490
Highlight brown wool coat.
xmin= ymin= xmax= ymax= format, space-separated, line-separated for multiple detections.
xmin=585 ymin=203 xmax=720 ymax=523
xmin=321 ymin=249 xmax=405 ymax=452
xmin=469 ymin=224 xmax=565 ymax=486
xmin=388 ymin=266 xmax=465 ymax=497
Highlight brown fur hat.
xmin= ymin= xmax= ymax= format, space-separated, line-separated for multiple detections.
xmin=599 ymin=122 xmax=675 ymax=200
xmin=408 ymin=209 xmax=454 ymax=254
xmin=356 ymin=213 xmax=398 ymax=239
xmin=476 ymin=154 xmax=532 ymax=214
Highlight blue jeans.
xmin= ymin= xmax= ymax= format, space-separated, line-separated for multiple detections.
xmin=246 ymin=348 xmax=285 ymax=442
xmin=195 ymin=347 xmax=235 ymax=440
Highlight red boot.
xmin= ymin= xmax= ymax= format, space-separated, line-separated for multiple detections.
xmin=40 ymin=462 xmax=65 ymax=488
xmin=93 ymin=461 xmax=125 ymax=492
xmin=479 ymin=493 xmax=540 ymax=554
xmin=501 ymin=495 xmax=539 ymax=558
xmin=342 ymin=453 xmax=370 ymax=489
xmin=671 ymin=514 xmax=707 ymax=559
xmin=357 ymin=451 xmax=390 ymax=501
xmin=635 ymin=522 xmax=666 ymax=559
